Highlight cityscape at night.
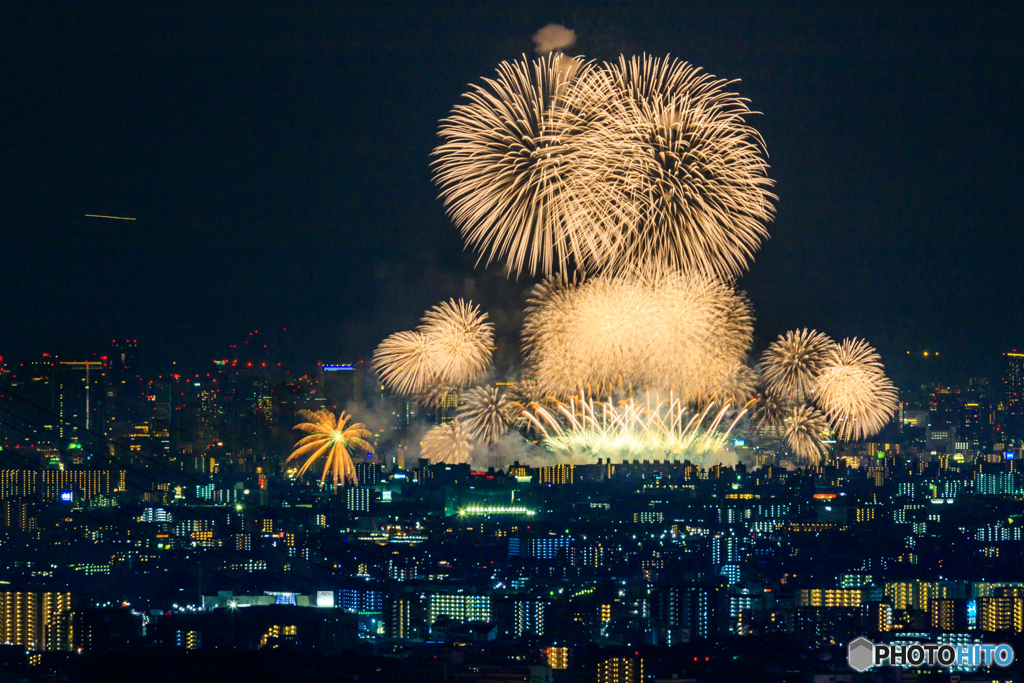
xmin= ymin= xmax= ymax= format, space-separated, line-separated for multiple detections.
xmin=3 ymin=3 xmax=1024 ymax=682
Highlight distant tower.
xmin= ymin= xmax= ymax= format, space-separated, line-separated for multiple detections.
xmin=1000 ymin=352 xmax=1024 ymax=446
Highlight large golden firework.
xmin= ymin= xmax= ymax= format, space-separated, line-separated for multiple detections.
xmin=758 ymin=329 xmax=834 ymax=401
xmin=433 ymin=53 xmax=618 ymax=277
xmin=814 ymin=338 xmax=899 ymax=441
xmin=287 ymin=410 xmax=372 ymax=488
xmin=593 ymin=55 xmax=776 ymax=278
xmin=522 ymin=270 xmax=753 ymax=401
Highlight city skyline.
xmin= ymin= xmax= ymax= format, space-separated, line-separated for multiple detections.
xmin=3 ymin=2 xmax=1024 ymax=681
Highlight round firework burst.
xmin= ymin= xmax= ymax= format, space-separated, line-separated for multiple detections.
xmin=814 ymin=338 xmax=899 ymax=441
xmin=751 ymin=390 xmax=790 ymax=436
xmin=433 ymin=53 xmax=618 ymax=277
xmin=646 ymin=271 xmax=754 ymax=400
xmin=594 ymin=55 xmax=776 ymax=279
xmin=758 ymin=329 xmax=834 ymax=401
xmin=521 ymin=277 xmax=593 ymax=397
xmin=421 ymin=421 xmax=474 ymax=465
xmin=458 ymin=386 xmax=513 ymax=446
xmin=372 ymin=330 xmax=432 ymax=396
xmin=783 ymin=404 xmax=830 ymax=462
xmin=420 ymin=299 xmax=495 ymax=387
xmin=522 ymin=271 xmax=753 ymax=400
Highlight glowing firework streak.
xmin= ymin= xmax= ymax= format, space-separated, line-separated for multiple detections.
xmin=515 ymin=392 xmax=745 ymax=460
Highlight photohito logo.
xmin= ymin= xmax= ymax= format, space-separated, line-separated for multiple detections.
xmin=847 ymin=636 xmax=1014 ymax=671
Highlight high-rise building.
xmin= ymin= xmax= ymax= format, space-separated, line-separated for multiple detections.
xmin=0 ymin=591 xmax=82 ymax=651
xmin=319 ymin=364 xmax=362 ymax=412
xmin=425 ymin=593 xmax=491 ymax=626
xmin=537 ymin=465 xmax=575 ymax=485
xmin=976 ymin=597 xmax=1023 ymax=633
xmin=711 ymin=534 xmax=739 ymax=566
xmin=345 ymin=487 xmax=371 ymax=513
xmin=1000 ymin=352 xmax=1024 ymax=445
xmin=546 ymin=646 xmax=570 ymax=670
xmin=56 ymin=361 xmax=105 ymax=442
xmin=597 ymin=657 xmax=642 ymax=683
xmin=0 ymin=470 xmax=36 ymax=499
xmin=513 ymin=600 xmax=545 ymax=637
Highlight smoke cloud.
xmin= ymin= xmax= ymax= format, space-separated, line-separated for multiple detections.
xmin=532 ymin=23 xmax=576 ymax=54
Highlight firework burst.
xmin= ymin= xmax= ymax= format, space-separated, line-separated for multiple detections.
xmin=590 ymin=55 xmax=776 ymax=279
xmin=522 ymin=271 xmax=753 ymax=400
xmin=814 ymin=338 xmax=899 ymax=441
xmin=759 ymin=329 xmax=834 ymax=401
xmin=515 ymin=390 xmax=748 ymax=462
xmin=783 ymin=404 xmax=830 ymax=462
xmin=751 ymin=390 xmax=790 ymax=436
xmin=421 ymin=421 xmax=474 ymax=465
xmin=287 ymin=410 xmax=372 ymax=488
xmin=458 ymin=386 xmax=513 ymax=446
xmin=420 ymin=299 xmax=495 ymax=387
xmin=373 ymin=330 xmax=432 ymax=396
xmin=433 ymin=54 xmax=620 ymax=277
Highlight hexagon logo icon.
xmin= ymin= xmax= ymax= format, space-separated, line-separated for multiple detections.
xmin=848 ymin=636 xmax=875 ymax=672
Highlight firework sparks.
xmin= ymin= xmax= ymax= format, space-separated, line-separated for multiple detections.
xmin=287 ymin=410 xmax=372 ymax=488
xmin=420 ymin=299 xmax=495 ymax=387
xmin=751 ymin=390 xmax=790 ymax=436
xmin=783 ymin=404 xmax=830 ymax=463
xmin=373 ymin=330 xmax=433 ymax=396
xmin=433 ymin=54 xmax=619 ymax=277
xmin=522 ymin=271 xmax=753 ymax=400
xmin=458 ymin=385 xmax=513 ymax=446
xmin=421 ymin=421 xmax=474 ymax=465
xmin=374 ymin=299 xmax=494 ymax=397
xmin=759 ymin=329 xmax=834 ymax=401
xmin=814 ymin=338 xmax=899 ymax=441
xmin=515 ymin=390 xmax=748 ymax=461
xmin=592 ymin=55 xmax=776 ymax=279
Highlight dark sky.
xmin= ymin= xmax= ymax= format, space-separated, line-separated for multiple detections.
xmin=3 ymin=2 xmax=1022 ymax=385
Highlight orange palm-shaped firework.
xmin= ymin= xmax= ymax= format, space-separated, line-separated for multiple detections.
xmin=287 ymin=410 xmax=372 ymax=488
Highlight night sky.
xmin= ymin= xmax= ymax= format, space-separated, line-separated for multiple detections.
xmin=4 ymin=2 xmax=1022 ymax=385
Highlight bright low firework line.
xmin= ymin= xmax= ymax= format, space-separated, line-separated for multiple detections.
xmin=511 ymin=390 xmax=755 ymax=461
